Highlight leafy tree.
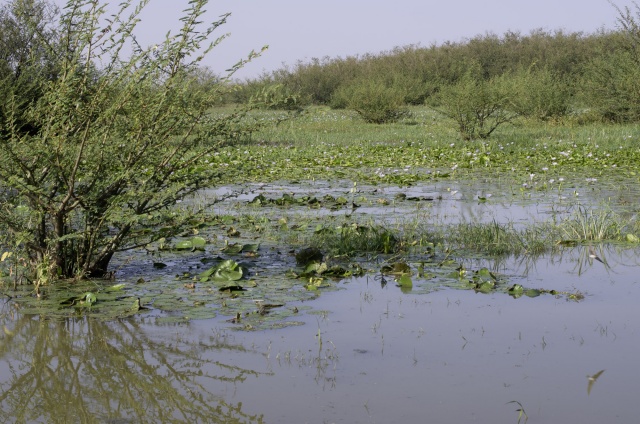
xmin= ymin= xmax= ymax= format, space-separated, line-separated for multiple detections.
xmin=582 ymin=49 xmax=640 ymax=122
xmin=0 ymin=0 xmax=264 ymax=282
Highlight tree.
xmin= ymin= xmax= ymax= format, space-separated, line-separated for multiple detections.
xmin=0 ymin=0 xmax=265 ymax=282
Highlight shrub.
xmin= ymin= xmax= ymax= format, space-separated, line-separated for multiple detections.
xmin=0 ymin=0 xmax=263 ymax=281
xmin=506 ymin=66 xmax=572 ymax=120
xmin=251 ymin=83 xmax=305 ymax=110
xmin=431 ymin=68 xmax=517 ymax=140
xmin=338 ymin=79 xmax=409 ymax=124
xmin=579 ymin=3 xmax=640 ymax=122
xmin=581 ymin=49 xmax=640 ymax=122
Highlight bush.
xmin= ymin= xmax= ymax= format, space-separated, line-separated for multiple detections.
xmin=0 ymin=0 xmax=263 ymax=281
xmin=579 ymin=3 xmax=640 ymax=122
xmin=250 ymin=83 xmax=305 ymax=111
xmin=506 ymin=66 xmax=572 ymax=120
xmin=581 ymin=49 xmax=640 ymax=122
xmin=337 ymin=79 xmax=409 ymax=124
xmin=431 ymin=68 xmax=517 ymax=140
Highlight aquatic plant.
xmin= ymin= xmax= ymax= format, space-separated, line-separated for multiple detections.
xmin=313 ymin=223 xmax=400 ymax=256
xmin=560 ymin=205 xmax=625 ymax=241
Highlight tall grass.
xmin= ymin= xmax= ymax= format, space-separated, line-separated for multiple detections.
xmin=560 ymin=206 xmax=626 ymax=241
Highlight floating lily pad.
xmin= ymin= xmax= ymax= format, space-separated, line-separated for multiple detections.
xmin=174 ymin=236 xmax=207 ymax=251
xmin=199 ymin=259 xmax=246 ymax=283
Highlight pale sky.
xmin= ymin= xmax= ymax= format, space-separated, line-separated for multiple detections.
xmin=51 ymin=0 xmax=637 ymax=79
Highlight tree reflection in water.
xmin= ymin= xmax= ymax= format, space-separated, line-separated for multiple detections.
xmin=0 ymin=307 xmax=266 ymax=423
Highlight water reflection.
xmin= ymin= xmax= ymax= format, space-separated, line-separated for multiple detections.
xmin=0 ymin=311 xmax=266 ymax=424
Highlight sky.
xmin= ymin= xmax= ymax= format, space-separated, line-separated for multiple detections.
xmin=51 ymin=0 xmax=638 ymax=79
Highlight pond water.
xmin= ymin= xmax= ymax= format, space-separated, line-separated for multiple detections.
xmin=1 ymin=178 xmax=639 ymax=423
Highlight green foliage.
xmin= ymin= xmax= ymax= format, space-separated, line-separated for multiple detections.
xmin=250 ymin=83 xmax=304 ymax=110
xmin=336 ymin=79 xmax=409 ymax=124
xmin=242 ymin=29 xmax=611 ymax=111
xmin=506 ymin=66 xmax=572 ymax=120
xmin=560 ymin=206 xmax=625 ymax=241
xmin=314 ymin=223 xmax=399 ymax=256
xmin=0 ymin=0 xmax=60 ymax=138
xmin=579 ymin=3 xmax=640 ymax=122
xmin=582 ymin=48 xmax=640 ymax=122
xmin=431 ymin=69 xmax=517 ymax=140
xmin=0 ymin=0 xmax=263 ymax=280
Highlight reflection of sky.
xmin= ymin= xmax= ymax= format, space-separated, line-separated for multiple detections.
xmin=191 ymin=244 xmax=640 ymax=423
xmin=4 ymin=244 xmax=638 ymax=423
xmin=50 ymin=0 xmax=630 ymax=78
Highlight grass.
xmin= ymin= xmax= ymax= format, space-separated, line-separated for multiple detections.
xmin=301 ymin=207 xmax=638 ymax=260
xmin=311 ymin=223 xmax=400 ymax=257
xmin=560 ymin=205 xmax=629 ymax=241
xmin=441 ymin=221 xmax=559 ymax=256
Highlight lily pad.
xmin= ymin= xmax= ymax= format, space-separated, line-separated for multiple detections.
xmin=174 ymin=236 xmax=207 ymax=251
xmin=199 ymin=259 xmax=246 ymax=283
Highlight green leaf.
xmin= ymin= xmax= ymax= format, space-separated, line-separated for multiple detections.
xmin=508 ymin=284 xmax=524 ymax=295
xmin=397 ymin=274 xmax=413 ymax=288
xmin=199 ymin=259 xmax=245 ymax=283
xmin=221 ymin=243 xmax=244 ymax=254
xmin=175 ymin=237 xmax=207 ymax=251
xmin=105 ymin=284 xmax=126 ymax=292
xmin=626 ymin=233 xmax=639 ymax=243
xmin=525 ymin=289 xmax=542 ymax=298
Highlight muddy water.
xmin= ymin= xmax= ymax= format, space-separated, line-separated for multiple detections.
xmin=1 ymin=178 xmax=640 ymax=423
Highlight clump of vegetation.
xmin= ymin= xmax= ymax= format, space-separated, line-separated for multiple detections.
xmin=334 ymin=79 xmax=409 ymax=124
xmin=442 ymin=221 xmax=559 ymax=256
xmin=313 ymin=223 xmax=400 ymax=256
xmin=560 ymin=206 xmax=626 ymax=241
xmin=0 ymin=0 xmax=264 ymax=282
xmin=506 ymin=65 xmax=572 ymax=120
xmin=579 ymin=2 xmax=640 ymax=123
xmin=430 ymin=67 xmax=517 ymax=140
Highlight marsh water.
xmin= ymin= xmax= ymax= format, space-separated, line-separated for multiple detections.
xmin=1 ymin=177 xmax=639 ymax=423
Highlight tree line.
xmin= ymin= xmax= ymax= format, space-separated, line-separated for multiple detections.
xmin=234 ymin=2 xmax=640 ymax=135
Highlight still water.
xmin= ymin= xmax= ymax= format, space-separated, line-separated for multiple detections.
xmin=1 ymin=246 xmax=639 ymax=423
xmin=1 ymin=177 xmax=639 ymax=423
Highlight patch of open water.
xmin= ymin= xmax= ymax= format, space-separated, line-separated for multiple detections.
xmin=1 ymin=178 xmax=639 ymax=423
